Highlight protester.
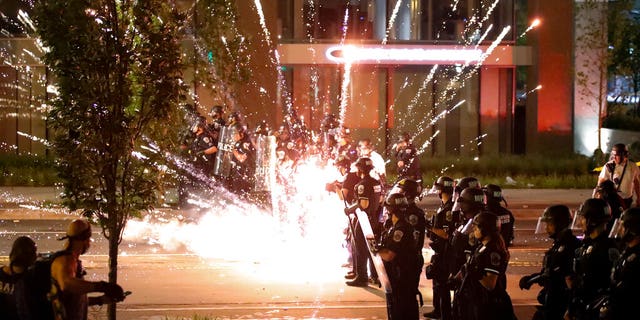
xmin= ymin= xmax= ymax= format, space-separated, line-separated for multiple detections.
xmin=0 ymin=236 xmax=37 ymax=320
xmin=49 ymin=219 xmax=127 ymax=320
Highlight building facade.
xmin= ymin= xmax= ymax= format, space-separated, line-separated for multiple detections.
xmin=1 ymin=0 xmax=593 ymax=158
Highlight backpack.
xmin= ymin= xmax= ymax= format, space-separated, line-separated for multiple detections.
xmin=16 ymin=250 xmax=71 ymax=320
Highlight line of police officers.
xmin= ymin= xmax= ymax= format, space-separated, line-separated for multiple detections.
xmin=335 ymin=158 xmax=640 ymax=320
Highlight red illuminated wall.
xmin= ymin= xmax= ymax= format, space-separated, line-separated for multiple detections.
xmin=528 ymin=0 xmax=574 ymax=153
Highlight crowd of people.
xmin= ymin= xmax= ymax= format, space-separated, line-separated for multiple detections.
xmin=2 ymin=99 xmax=640 ymax=320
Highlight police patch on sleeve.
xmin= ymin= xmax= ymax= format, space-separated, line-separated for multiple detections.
xmin=446 ymin=211 xmax=453 ymax=222
xmin=243 ymin=142 xmax=250 ymax=150
xmin=490 ymin=252 xmax=502 ymax=266
xmin=357 ymin=184 xmax=365 ymax=195
xmin=204 ymin=137 xmax=211 ymax=144
xmin=409 ymin=214 xmax=418 ymax=226
xmin=393 ymin=230 xmax=404 ymax=242
xmin=558 ymin=245 xmax=565 ymax=253
xmin=629 ymin=253 xmax=637 ymax=262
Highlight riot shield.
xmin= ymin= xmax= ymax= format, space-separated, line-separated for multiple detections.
xmin=254 ymin=135 xmax=276 ymax=192
xmin=213 ymin=125 xmax=237 ymax=178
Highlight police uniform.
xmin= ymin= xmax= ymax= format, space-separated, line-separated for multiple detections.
xmin=190 ymin=130 xmax=217 ymax=177
xmin=448 ymin=213 xmax=474 ymax=281
xmin=427 ymin=198 xmax=455 ymax=320
xmin=380 ymin=218 xmax=419 ymax=320
xmin=230 ymin=134 xmax=256 ymax=196
xmin=487 ymin=203 xmax=515 ymax=247
xmin=533 ymin=228 xmax=580 ymax=320
xmin=351 ymin=175 xmax=382 ymax=282
xmin=603 ymin=243 xmax=640 ymax=319
xmin=394 ymin=143 xmax=421 ymax=181
xmin=569 ymin=233 xmax=620 ymax=319
xmin=405 ymin=203 xmax=426 ymax=291
xmin=453 ymin=239 xmax=511 ymax=320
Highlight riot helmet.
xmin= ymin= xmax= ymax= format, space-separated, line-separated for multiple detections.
xmin=573 ymin=198 xmax=611 ymax=235
xmin=210 ymin=105 xmax=224 ymax=117
xmin=535 ymin=205 xmax=573 ymax=236
xmin=431 ymin=176 xmax=454 ymax=195
xmin=455 ymin=176 xmax=480 ymax=194
xmin=595 ymin=179 xmax=617 ymax=199
xmin=456 ymin=187 xmax=485 ymax=218
xmin=610 ymin=208 xmax=640 ymax=242
xmin=483 ymin=184 xmax=506 ymax=207
xmin=472 ymin=211 xmax=499 ymax=238
xmin=392 ymin=178 xmax=422 ymax=200
xmin=354 ymin=157 xmax=374 ymax=174
xmin=384 ymin=192 xmax=409 ymax=215
xmin=335 ymin=155 xmax=353 ymax=174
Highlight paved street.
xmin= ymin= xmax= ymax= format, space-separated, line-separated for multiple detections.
xmin=0 ymin=186 xmax=595 ymax=319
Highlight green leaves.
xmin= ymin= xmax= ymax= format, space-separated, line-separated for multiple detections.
xmin=34 ymin=0 xmax=186 ymax=233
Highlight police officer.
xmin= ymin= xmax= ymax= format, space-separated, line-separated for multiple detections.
xmin=566 ymin=198 xmax=620 ymax=320
xmin=605 ymin=208 xmax=640 ymax=319
xmin=483 ymin=184 xmax=515 ymax=246
xmin=392 ymin=132 xmax=421 ymax=182
xmin=594 ymin=179 xmax=626 ymax=232
xmin=449 ymin=187 xmax=486 ymax=282
xmin=451 ymin=212 xmax=514 ymax=320
xmin=345 ymin=157 xmax=383 ymax=287
xmin=190 ymin=119 xmax=218 ymax=178
xmin=230 ymin=124 xmax=256 ymax=198
xmin=329 ymin=156 xmax=360 ymax=280
xmin=207 ymin=105 xmax=226 ymax=141
xmin=520 ymin=205 xmax=580 ymax=320
xmin=390 ymin=178 xmax=426 ymax=301
xmin=378 ymin=193 xmax=420 ymax=320
xmin=336 ymin=126 xmax=358 ymax=163
xmin=424 ymin=176 xmax=455 ymax=320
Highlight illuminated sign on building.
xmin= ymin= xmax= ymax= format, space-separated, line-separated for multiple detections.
xmin=325 ymin=45 xmax=484 ymax=64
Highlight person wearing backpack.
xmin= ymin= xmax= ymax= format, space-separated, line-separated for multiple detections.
xmin=0 ymin=236 xmax=37 ymax=320
xmin=44 ymin=219 xmax=127 ymax=320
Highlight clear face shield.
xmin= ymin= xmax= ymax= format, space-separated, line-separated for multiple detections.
xmin=459 ymin=218 xmax=475 ymax=235
xmin=452 ymin=192 xmax=462 ymax=212
xmin=571 ymin=213 xmax=587 ymax=234
xmin=534 ymin=217 xmax=548 ymax=234
xmin=608 ymin=218 xmax=624 ymax=239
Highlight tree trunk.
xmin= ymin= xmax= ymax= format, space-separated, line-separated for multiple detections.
xmin=107 ymin=227 xmax=119 ymax=320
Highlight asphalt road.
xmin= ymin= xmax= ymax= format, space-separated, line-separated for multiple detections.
xmin=0 ymin=187 xmax=594 ymax=320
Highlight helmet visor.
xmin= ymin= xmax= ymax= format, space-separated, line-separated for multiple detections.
xmin=535 ymin=217 xmax=547 ymax=234
xmin=608 ymin=218 xmax=624 ymax=239
xmin=571 ymin=213 xmax=586 ymax=232
xmin=452 ymin=193 xmax=461 ymax=212
xmin=460 ymin=219 xmax=475 ymax=235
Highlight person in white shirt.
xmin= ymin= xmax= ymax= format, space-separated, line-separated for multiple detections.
xmin=357 ymin=138 xmax=387 ymax=186
xmin=598 ymin=143 xmax=640 ymax=208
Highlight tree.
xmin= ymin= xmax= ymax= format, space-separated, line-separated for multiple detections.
xmin=575 ymin=0 xmax=609 ymax=153
xmin=33 ymin=1 xmax=186 ymax=319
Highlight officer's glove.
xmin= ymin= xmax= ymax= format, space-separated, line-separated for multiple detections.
xmin=519 ymin=274 xmax=536 ymax=290
xmin=97 ymin=281 xmax=126 ymax=302
xmin=446 ymin=276 xmax=461 ymax=290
